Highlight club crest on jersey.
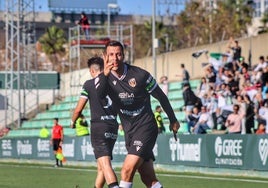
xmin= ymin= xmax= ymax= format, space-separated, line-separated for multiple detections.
xmin=128 ymin=78 xmax=136 ymax=87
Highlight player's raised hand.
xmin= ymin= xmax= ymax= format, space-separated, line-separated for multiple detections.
xmin=102 ymin=52 xmax=114 ymax=76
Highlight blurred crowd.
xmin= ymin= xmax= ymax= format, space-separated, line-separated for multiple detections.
xmin=182 ymin=38 xmax=268 ymax=134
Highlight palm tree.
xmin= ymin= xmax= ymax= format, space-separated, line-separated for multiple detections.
xmin=260 ymin=10 xmax=268 ymax=33
xmin=38 ymin=26 xmax=67 ymax=72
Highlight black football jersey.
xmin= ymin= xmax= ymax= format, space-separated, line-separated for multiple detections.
xmin=80 ymin=76 xmax=118 ymax=125
xmin=100 ymin=64 xmax=158 ymax=132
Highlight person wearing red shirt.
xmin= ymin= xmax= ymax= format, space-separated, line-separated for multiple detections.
xmin=50 ymin=117 xmax=64 ymax=167
xmin=78 ymin=12 xmax=90 ymax=40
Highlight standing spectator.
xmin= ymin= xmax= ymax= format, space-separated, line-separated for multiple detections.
xmin=50 ymin=118 xmax=64 ymax=167
xmin=235 ymin=95 xmax=246 ymax=134
xmin=183 ymin=83 xmax=202 ymax=114
xmin=159 ymin=76 xmax=169 ymax=96
xmin=78 ymin=12 xmax=90 ymax=40
xmin=243 ymin=94 xmax=255 ymax=134
xmin=207 ymin=92 xmax=219 ymax=130
xmin=71 ymin=57 xmax=119 ymax=188
xmin=176 ymin=63 xmax=190 ymax=88
xmin=225 ymin=104 xmax=243 ymax=134
xmin=205 ymin=65 xmax=216 ymax=89
xmin=100 ymin=40 xmax=180 ymax=188
xmin=70 ymin=113 xmax=89 ymax=136
xmin=261 ymin=68 xmax=268 ymax=91
xmin=228 ymin=38 xmax=241 ymax=62
xmin=154 ymin=105 xmax=166 ymax=134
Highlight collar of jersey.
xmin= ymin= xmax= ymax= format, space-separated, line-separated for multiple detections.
xmin=111 ymin=63 xmax=127 ymax=80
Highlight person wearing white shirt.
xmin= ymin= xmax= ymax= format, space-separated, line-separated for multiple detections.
xmin=193 ymin=106 xmax=213 ymax=134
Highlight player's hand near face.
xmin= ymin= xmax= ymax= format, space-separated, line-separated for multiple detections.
xmin=102 ymin=52 xmax=114 ymax=76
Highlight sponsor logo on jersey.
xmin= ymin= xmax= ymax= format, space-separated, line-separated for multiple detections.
xmin=128 ymin=78 xmax=136 ymax=87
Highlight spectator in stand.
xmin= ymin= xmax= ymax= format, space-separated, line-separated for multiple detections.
xmin=255 ymin=123 xmax=266 ymax=134
xmin=196 ymin=77 xmax=210 ymax=98
xmin=234 ymin=95 xmax=246 ymax=134
xmin=262 ymin=81 xmax=268 ymax=100
xmin=78 ymin=12 xmax=90 ymax=40
xmin=205 ymin=65 xmax=216 ymax=89
xmin=228 ymin=74 xmax=239 ymax=99
xmin=183 ymin=83 xmax=202 ymax=114
xmin=225 ymin=104 xmax=243 ymax=134
xmin=251 ymin=69 xmax=262 ymax=85
xmin=254 ymin=56 xmax=267 ymax=72
xmin=228 ymin=38 xmax=242 ymax=63
xmin=186 ymin=106 xmax=200 ymax=133
xmin=261 ymin=67 xmax=268 ymax=90
xmin=207 ymin=92 xmax=219 ymax=130
xmin=159 ymin=76 xmax=169 ymax=96
xmin=256 ymin=101 xmax=268 ymax=134
xmin=253 ymin=92 xmax=263 ymax=118
xmin=193 ymin=106 xmax=213 ymax=134
xmin=243 ymin=94 xmax=255 ymax=134
xmin=50 ymin=118 xmax=64 ymax=167
xmin=176 ymin=63 xmax=190 ymax=88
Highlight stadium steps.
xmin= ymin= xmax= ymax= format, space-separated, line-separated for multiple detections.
xmin=5 ymin=80 xmax=202 ymax=137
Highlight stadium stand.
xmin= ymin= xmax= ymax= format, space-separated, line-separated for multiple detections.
xmin=4 ymin=79 xmax=200 ymax=138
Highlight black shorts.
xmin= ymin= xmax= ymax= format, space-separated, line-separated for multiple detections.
xmin=52 ymin=139 xmax=61 ymax=151
xmin=124 ymin=121 xmax=158 ymax=161
xmin=90 ymin=122 xmax=118 ymax=159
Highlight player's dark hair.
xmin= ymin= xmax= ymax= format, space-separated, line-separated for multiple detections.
xmin=87 ymin=57 xmax=104 ymax=70
xmin=105 ymin=40 xmax=124 ymax=57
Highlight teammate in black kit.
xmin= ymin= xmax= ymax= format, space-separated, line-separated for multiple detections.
xmin=71 ymin=57 xmax=119 ymax=188
xmin=98 ymin=41 xmax=180 ymax=188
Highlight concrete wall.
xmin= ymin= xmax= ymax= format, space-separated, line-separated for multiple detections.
xmin=134 ymin=33 xmax=268 ymax=82
xmin=59 ymin=33 xmax=268 ymax=97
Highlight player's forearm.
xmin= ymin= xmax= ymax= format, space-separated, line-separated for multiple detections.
xmin=152 ymin=86 xmax=177 ymax=124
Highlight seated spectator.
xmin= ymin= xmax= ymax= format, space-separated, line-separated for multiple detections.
xmin=255 ymin=123 xmax=266 ymax=135
xmin=256 ymin=101 xmax=268 ymax=134
xmin=254 ymin=56 xmax=267 ymax=72
xmin=225 ymin=104 xmax=243 ymax=134
xmin=159 ymin=76 xmax=169 ymax=96
xmin=193 ymin=106 xmax=213 ymax=134
xmin=186 ymin=106 xmax=200 ymax=133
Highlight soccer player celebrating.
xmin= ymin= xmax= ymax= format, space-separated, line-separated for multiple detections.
xmin=71 ymin=57 xmax=119 ymax=188
xmin=98 ymin=40 xmax=180 ymax=188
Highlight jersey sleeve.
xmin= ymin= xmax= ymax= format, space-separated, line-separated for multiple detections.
xmin=80 ymin=80 xmax=90 ymax=99
xmin=151 ymin=86 xmax=177 ymax=124
xmin=96 ymin=73 xmax=109 ymax=98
